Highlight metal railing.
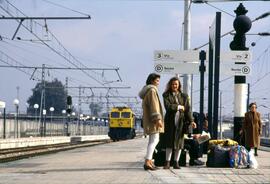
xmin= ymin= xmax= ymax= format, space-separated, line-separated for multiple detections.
xmin=0 ymin=117 xmax=109 ymax=138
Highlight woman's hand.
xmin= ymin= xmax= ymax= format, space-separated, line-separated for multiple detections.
xmin=191 ymin=122 xmax=197 ymax=129
xmin=178 ymin=105 xmax=185 ymax=111
xmin=239 ymin=129 xmax=243 ymax=135
xmin=154 ymin=119 xmax=163 ymax=129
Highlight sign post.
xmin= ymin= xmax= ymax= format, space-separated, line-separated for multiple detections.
xmin=199 ymin=51 xmax=206 ymax=132
xmin=207 ymin=12 xmax=221 ymax=139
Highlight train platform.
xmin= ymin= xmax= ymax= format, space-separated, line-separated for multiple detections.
xmin=0 ymin=137 xmax=269 ymax=184
xmin=0 ymin=135 xmax=110 ymax=149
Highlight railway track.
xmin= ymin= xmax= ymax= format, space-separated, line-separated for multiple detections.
xmin=0 ymin=139 xmax=111 ymax=163
xmin=0 ymin=134 xmax=145 ymax=163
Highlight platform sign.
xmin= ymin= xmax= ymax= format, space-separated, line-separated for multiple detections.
xmin=0 ymin=101 xmax=6 ymax=109
xmin=154 ymin=62 xmax=199 ymax=74
xmin=154 ymin=50 xmax=251 ymax=63
xmin=220 ymin=51 xmax=252 ymax=62
xmin=220 ymin=63 xmax=251 ymax=76
xmin=154 ymin=50 xmax=200 ymax=62
xmin=154 ymin=50 xmax=252 ymax=75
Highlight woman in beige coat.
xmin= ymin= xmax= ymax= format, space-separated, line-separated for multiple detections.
xmin=139 ymin=73 xmax=164 ymax=171
xmin=242 ymin=102 xmax=262 ymax=156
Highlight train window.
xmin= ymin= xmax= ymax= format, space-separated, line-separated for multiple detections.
xmin=121 ymin=112 xmax=130 ymax=118
xmin=111 ymin=112 xmax=120 ymax=118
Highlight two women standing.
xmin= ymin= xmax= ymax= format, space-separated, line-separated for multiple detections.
xmin=139 ymin=74 xmax=194 ymax=170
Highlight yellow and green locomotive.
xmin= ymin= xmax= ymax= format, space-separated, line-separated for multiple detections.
xmin=108 ymin=107 xmax=136 ymax=141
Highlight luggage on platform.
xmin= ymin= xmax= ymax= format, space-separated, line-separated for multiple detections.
xmin=206 ymin=144 xmax=231 ymax=167
xmin=229 ymin=145 xmax=250 ymax=168
xmin=153 ymin=146 xmax=166 ymax=166
xmin=209 ymin=139 xmax=238 ymax=147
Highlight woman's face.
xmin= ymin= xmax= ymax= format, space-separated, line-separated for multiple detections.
xmin=250 ymin=104 xmax=257 ymax=112
xmin=171 ymin=80 xmax=179 ymax=92
xmin=152 ymin=78 xmax=160 ymax=87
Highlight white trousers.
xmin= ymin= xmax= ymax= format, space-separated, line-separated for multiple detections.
xmin=145 ymin=133 xmax=159 ymax=160
xmin=165 ymin=148 xmax=181 ymax=162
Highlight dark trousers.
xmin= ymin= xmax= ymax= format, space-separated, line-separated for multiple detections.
xmin=184 ymin=139 xmax=200 ymax=162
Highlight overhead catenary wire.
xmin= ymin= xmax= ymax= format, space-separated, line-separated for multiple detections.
xmin=41 ymin=0 xmax=91 ymax=17
xmin=0 ymin=1 xmax=109 ymax=86
xmin=0 ymin=0 xmax=129 ymax=105
xmin=0 ymin=38 xmax=123 ymax=91
xmin=204 ymin=2 xmax=235 ymax=17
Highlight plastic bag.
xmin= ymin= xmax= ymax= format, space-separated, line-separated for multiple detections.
xmin=249 ymin=149 xmax=258 ymax=169
xmin=229 ymin=145 xmax=249 ymax=168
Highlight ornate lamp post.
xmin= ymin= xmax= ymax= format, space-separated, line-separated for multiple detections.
xmin=230 ymin=3 xmax=252 ymax=143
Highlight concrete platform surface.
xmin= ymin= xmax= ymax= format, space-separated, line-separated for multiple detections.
xmin=0 ymin=135 xmax=109 ymax=149
xmin=0 ymin=137 xmax=269 ymax=184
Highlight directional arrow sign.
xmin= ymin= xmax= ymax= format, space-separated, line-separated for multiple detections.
xmin=154 ymin=61 xmax=251 ymax=76
xmin=220 ymin=63 xmax=251 ymax=76
xmin=154 ymin=62 xmax=200 ymax=74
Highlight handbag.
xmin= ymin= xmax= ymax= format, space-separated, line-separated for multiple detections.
xmin=179 ymin=149 xmax=187 ymax=166
xmin=182 ymin=122 xmax=190 ymax=134
xmin=174 ymin=93 xmax=190 ymax=134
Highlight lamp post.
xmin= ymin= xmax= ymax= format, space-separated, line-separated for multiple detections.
xmin=230 ymin=3 xmax=252 ymax=143
xmin=49 ymin=107 xmax=54 ymax=136
xmin=42 ymin=109 xmax=47 ymax=136
xmin=34 ymin=104 xmax=39 ymax=136
xmin=79 ymin=114 xmax=83 ymax=135
xmin=62 ymin=109 xmax=66 ymax=136
xmin=13 ymin=99 xmax=19 ymax=138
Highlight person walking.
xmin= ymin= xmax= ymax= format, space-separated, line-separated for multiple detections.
xmin=139 ymin=73 xmax=164 ymax=171
xmin=242 ymin=102 xmax=262 ymax=156
xmin=162 ymin=77 xmax=196 ymax=169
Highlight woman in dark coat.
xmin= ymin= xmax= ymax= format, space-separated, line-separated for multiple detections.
xmin=163 ymin=77 xmax=195 ymax=169
xmin=242 ymin=102 xmax=262 ymax=156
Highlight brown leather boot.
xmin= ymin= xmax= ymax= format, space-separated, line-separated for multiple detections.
xmin=163 ymin=161 xmax=170 ymax=169
xmin=144 ymin=159 xmax=156 ymax=171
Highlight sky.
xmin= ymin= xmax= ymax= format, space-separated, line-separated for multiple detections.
xmin=0 ymin=0 xmax=269 ymax=118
